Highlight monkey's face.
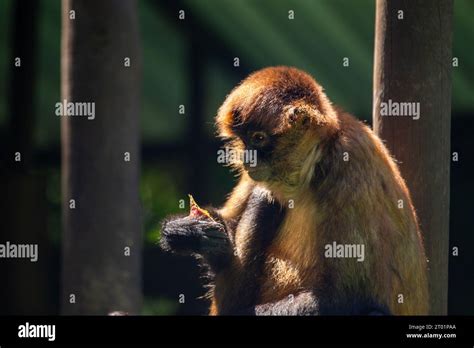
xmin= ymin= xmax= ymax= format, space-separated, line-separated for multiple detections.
xmin=229 ymin=106 xmax=322 ymax=188
xmin=216 ymin=67 xmax=339 ymax=192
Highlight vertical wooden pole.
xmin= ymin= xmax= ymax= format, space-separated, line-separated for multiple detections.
xmin=373 ymin=0 xmax=453 ymax=314
xmin=61 ymin=0 xmax=142 ymax=314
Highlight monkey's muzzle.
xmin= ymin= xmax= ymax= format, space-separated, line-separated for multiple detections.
xmin=244 ymin=162 xmax=271 ymax=182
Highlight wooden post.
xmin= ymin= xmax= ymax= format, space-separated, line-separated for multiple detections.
xmin=373 ymin=0 xmax=453 ymax=314
xmin=61 ymin=0 xmax=142 ymax=314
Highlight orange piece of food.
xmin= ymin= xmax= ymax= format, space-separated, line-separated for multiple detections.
xmin=188 ymin=194 xmax=215 ymax=221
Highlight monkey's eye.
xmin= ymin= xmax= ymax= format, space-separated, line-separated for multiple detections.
xmin=250 ymin=131 xmax=269 ymax=147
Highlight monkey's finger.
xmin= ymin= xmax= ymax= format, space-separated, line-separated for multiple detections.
xmin=203 ymin=229 xmax=227 ymax=239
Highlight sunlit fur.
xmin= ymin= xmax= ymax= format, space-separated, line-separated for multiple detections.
xmin=212 ymin=66 xmax=428 ymax=315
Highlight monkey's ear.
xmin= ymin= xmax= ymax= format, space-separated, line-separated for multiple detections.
xmin=288 ymin=106 xmax=311 ymax=127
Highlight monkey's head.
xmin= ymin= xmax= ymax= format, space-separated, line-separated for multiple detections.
xmin=216 ymin=66 xmax=340 ymax=194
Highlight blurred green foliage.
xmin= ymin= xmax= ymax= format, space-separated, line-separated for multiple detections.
xmin=1 ymin=0 xmax=472 ymax=147
xmin=140 ymin=165 xmax=183 ymax=245
xmin=141 ymin=297 xmax=179 ymax=316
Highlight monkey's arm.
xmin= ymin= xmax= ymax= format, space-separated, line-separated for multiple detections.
xmin=160 ymin=177 xmax=254 ymax=271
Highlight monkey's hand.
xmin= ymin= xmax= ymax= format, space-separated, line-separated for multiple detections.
xmin=160 ymin=215 xmax=233 ymax=271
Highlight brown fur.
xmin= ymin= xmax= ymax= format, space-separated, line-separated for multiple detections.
xmin=212 ymin=66 xmax=428 ymax=315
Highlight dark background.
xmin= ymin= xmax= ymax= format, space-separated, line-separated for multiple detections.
xmin=0 ymin=0 xmax=472 ymax=315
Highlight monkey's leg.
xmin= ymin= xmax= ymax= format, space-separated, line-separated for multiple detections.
xmin=228 ymin=291 xmax=320 ymax=316
xmin=316 ymin=294 xmax=392 ymax=316
xmin=256 ymin=292 xmax=321 ymax=315
xmin=229 ymin=292 xmax=391 ymax=316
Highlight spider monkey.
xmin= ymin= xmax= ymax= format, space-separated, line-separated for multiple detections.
xmin=160 ymin=66 xmax=429 ymax=315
